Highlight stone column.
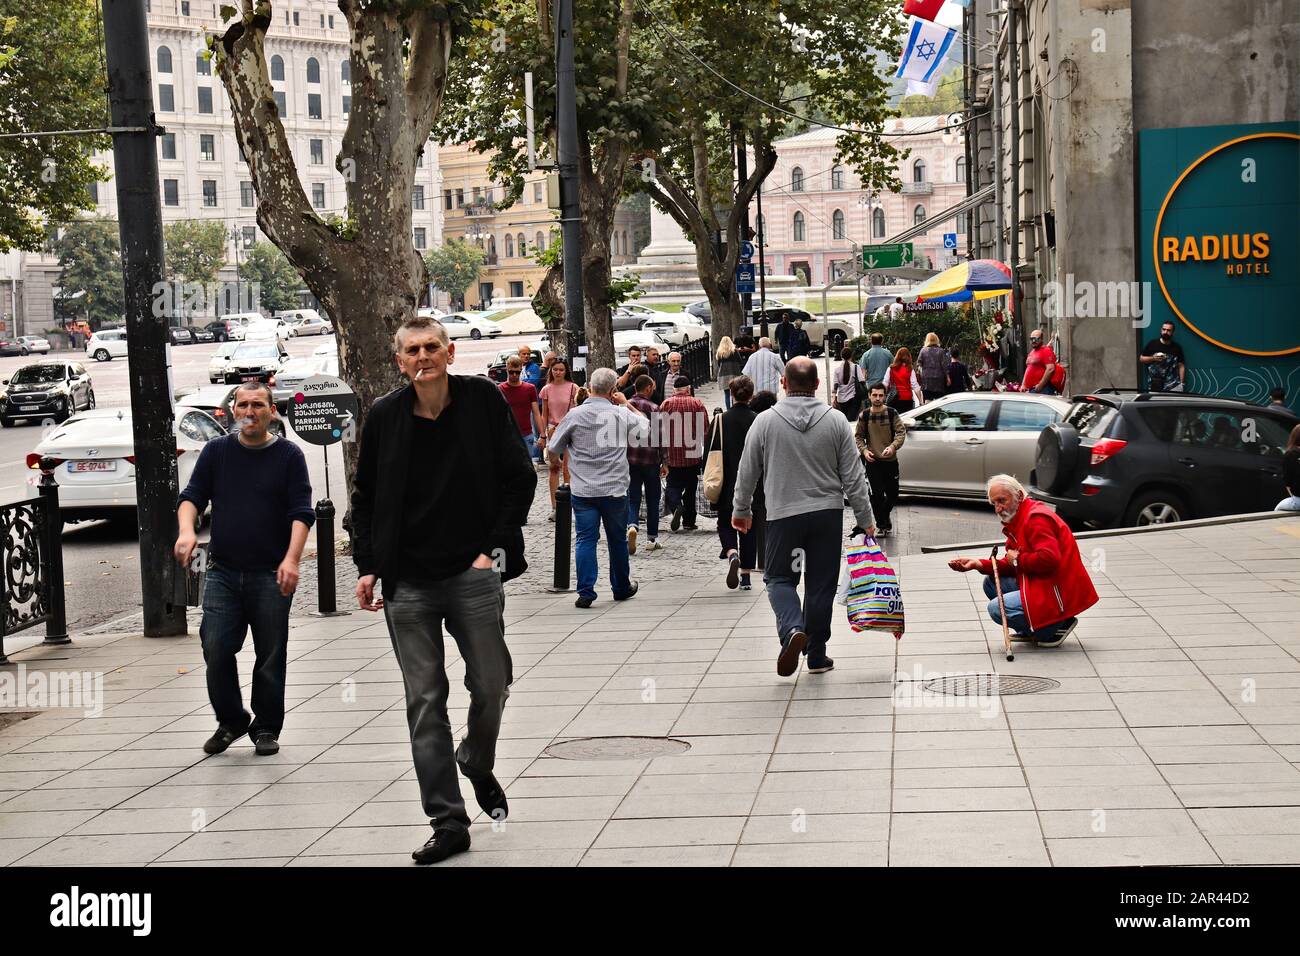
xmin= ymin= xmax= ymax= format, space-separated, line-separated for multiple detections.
xmin=635 ymin=203 xmax=697 ymax=265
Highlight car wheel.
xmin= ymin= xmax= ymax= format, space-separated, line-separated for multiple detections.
xmin=20 ymin=347 xmax=28 ymax=356
xmin=0 ymin=416 xmax=9 ymax=428
xmin=94 ymin=349 xmax=110 ymax=362
xmin=1124 ymin=489 xmax=1189 ymax=527
xmin=86 ymin=390 xmax=96 ymax=410
xmin=470 ymin=328 xmax=482 ymax=340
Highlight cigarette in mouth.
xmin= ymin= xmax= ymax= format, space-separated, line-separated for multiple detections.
xmin=414 ymin=368 xmax=425 ymax=381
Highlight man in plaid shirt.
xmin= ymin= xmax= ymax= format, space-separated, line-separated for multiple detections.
xmin=659 ymin=375 xmax=708 ymax=531
xmin=625 ymin=375 xmax=666 ymax=555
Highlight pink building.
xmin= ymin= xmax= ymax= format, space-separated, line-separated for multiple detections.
xmin=758 ymin=116 xmax=969 ymax=288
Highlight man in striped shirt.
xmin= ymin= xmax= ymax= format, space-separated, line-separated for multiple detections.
xmin=741 ymin=337 xmax=784 ymax=396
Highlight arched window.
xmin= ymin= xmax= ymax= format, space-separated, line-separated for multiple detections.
xmin=157 ymin=46 xmax=172 ymax=73
xmin=535 ymin=231 xmax=545 ymax=253
xmin=487 ymin=235 xmax=497 ymax=256
xmin=793 ymin=212 xmax=805 ymax=242
xmin=955 ymin=156 xmax=967 ymax=183
xmin=270 ymin=55 xmax=285 ymax=82
xmin=913 ymin=159 xmax=927 ymax=183
xmin=341 ymin=60 xmax=350 ymax=84
xmin=306 ymin=57 xmax=320 ymax=84
xmin=517 ymin=232 xmax=526 ymax=256
xmin=872 ymin=207 xmax=886 ymax=238
xmin=505 ymin=234 xmax=514 ymax=258
xmin=622 ymin=232 xmax=629 ymax=256
xmin=791 ymin=166 xmax=804 ymax=192
xmin=831 ymin=165 xmax=844 ymax=190
xmin=832 ymin=209 xmax=845 ymax=240
xmin=913 ymin=204 xmax=926 ymax=226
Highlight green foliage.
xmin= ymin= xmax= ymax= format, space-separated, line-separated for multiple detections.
xmin=164 ymin=219 xmax=228 ymax=285
xmin=856 ymin=306 xmax=983 ymax=361
xmin=898 ymin=69 xmax=963 ymax=118
xmin=423 ymin=238 xmax=487 ymax=300
xmin=0 ymin=1 xmax=111 ymax=252
xmin=606 ymin=272 xmax=643 ymax=309
xmin=533 ymin=231 xmax=561 ymax=268
xmin=239 ymin=242 xmax=302 ymax=314
xmin=52 ymin=219 xmax=123 ymax=328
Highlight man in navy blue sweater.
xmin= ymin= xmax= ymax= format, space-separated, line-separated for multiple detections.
xmin=175 ymin=382 xmax=314 ymax=757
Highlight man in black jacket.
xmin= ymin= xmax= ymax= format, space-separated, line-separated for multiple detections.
xmin=352 ymin=316 xmax=536 ymax=865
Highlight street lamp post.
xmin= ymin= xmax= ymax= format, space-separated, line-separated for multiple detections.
xmin=228 ymin=227 xmax=242 ymax=313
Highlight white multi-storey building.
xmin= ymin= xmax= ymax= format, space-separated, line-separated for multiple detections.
xmin=20 ymin=0 xmax=443 ymax=332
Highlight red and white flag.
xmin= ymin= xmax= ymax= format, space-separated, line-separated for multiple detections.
xmin=903 ymin=0 xmax=946 ymax=21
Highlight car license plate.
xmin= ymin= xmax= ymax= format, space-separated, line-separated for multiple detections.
xmin=70 ymin=460 xmax=117 ymax=473
xmin=240 ymin=374 xmax=261 ymax=382
xmin=20 ymin=405 xmax=38 ymax=411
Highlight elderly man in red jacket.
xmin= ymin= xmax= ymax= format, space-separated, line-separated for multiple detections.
xmin=949 ymin=474 xmax=1098 ymax=647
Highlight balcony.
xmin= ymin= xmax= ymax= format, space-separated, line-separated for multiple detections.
xmin=485 ymin=254 xmax=499 ymax=266
xmin=464 ymin=200 xmax=494 ymax=218
xmin=901 ymin=181 xmax=933 ymax=196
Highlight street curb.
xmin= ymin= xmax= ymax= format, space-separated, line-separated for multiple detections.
xmin=920 ymin=509 xmax=1300 ymax=553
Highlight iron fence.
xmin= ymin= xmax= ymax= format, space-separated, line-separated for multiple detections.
xmin=680 ymin=336 xmax=713 ymax=387
xmin=0 ymin=473 xmax=70 ymax=664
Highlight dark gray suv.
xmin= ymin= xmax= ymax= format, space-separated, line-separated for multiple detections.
xmin=1031 ymin=389 xmax=1297 ymax=529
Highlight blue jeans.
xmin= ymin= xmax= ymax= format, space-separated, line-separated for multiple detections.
xmin=626 ymin=462 xmax=661 ymax=539
xmin=982 ymin=575 xmax=1062 ymax=639
xmin=573 ymin=494 xmax=632 ymax=601
xmin=522 ymin=432 xmax=537 ymax=460
xmin=763 ymin=509 xmax=841 ymax=663
xmin=199 ymin=563 xmax=292 ymax=737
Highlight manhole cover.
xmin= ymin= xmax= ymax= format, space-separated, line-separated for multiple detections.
xmin=922 ymin=674 xmax=1060 ymax=697
xmin=544 ymin=736 xmax=692 ymax=760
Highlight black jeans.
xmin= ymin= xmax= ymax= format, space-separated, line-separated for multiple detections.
xmin=762 ymin=508 xmax=842 ymax=662
xmin=664 ymin=464 xmax=700 ymax=526
xmin=626 ymin=461 xmax=662 ymax=539
xmin=864 ymin=458 xmax=900 ymax=531
xmin=716 ymin=502 xmax=758 ymax=569
xmin=199 ymin=564 xmax=292 ymax=737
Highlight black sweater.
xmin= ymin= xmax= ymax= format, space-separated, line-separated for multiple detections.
xmin=350 ymin=374 xmax=537 ymax=596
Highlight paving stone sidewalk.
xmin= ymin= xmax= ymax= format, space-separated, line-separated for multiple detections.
xmin=1 ymin=513 xmax=1297 ymax=866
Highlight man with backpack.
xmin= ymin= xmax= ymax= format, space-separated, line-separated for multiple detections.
xmin=855 ymin=383 xmax=906 ymax=537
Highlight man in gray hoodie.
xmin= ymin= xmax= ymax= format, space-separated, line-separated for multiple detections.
xmin=732 ymin=357 xmax=874 ymax=676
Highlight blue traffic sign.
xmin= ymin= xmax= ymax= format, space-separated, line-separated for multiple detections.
xmin=943 ymin=233 xmax=958 ymax=250
xmin=735 ymin=262 xmax=756 ymax=294
xmin=740 ymin=240 xmax=755 ymax=261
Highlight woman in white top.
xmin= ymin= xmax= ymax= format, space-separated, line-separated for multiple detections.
xmin=830 ymin=346 xmax=866 ymax=421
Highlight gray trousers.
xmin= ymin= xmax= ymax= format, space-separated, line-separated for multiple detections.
xmin=383 ymin=566 xmax=512 ymax=831
xmin=763 ymin=509 xmax=843 ymax=660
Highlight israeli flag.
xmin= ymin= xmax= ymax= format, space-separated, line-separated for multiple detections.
xmin=895 ymin=16 xmax=957 ymax=83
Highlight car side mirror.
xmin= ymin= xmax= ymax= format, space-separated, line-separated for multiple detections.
xmin=1 ymin=379 xmax=7 ymax=386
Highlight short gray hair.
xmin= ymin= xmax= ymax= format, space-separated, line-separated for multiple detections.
xmin=986 ymin=474 xmax=1027 ymax=500
xmin=759 ymin=337 xmax=772 ymax=348
xmin=588 ymin=367 xmax=617 ymax=395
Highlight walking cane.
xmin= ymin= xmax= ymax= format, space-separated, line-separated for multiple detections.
xmin=991 ymin=545 xmax=1014 ymax=662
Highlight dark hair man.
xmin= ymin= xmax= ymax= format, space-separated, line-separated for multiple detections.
xmin=1140 ymin=322 xmax=1186 ymax=392
xmin=855 ymin=382 xmax=906 ymax=536
xmin=351 ymin=316 xmax=537 ymax=865
xmin=175 ymin=382 xmax=314 ymax=759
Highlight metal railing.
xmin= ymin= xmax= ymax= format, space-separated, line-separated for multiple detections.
xmin=0 ymin=472 xmax=70 ymax=664
xmin=680 ymin=336 xmax=713 ymax=387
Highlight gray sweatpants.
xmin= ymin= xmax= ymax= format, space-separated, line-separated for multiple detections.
xmin=763 ymin=508 xmax=843 ymax=661
xmin=383 ymin=566 xmax=512 ymax=831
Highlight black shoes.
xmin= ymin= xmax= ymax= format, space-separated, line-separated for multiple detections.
xmin=777 ymin=629 xmax=808 ymax=677
xmin=807 ymin=656 xmax=835 ymax=674
xmin=412 ymin=827 xmax=471 ymax=865
xmin=253 ymin=731 xmax=280 ymax=756
xmin=614 ymin=581 xmax=639 ymax=601
xmin=739 ymin=573 xmax=752 ymax=591
xmin=670 ymin=507 xmax=682 ymax=532
xmin=726 ymin=555 xmax=740 ymax=590
xmin=1037 ymin=618 xmax=1078 ymax=648
xmin=203 ymin=723 xmax=248 ymax=755
xmin=459 ymin=760 xmax=509 ymax=820
xmin=575 ymin=595 xmax=595 ymax=609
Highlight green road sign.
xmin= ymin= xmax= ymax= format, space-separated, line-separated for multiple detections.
xmin=860 ymin=243 xmax=914 ymax=270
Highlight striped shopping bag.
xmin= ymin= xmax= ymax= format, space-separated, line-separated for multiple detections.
xmin=844 ymin=536 xmax=905 ymax=639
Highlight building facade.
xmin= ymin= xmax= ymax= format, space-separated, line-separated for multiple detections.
xmin=965 ymin=0 xmax=1299 ymax=404
xmin=758 ymin=118 xmax=969 ymax=289
xmin=22 ymin=0 xmax=444 ymax=332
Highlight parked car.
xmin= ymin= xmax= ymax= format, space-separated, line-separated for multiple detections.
xmin=206 ymin=312 xmax=264 ymax=342
xmin=685 ymin=297 xmax=791 ymax=325
xmin=287 ymin=315 xmax=333 ymax=336
xmin=208 ymin=341 xmax=240 ymax=383
xmin=223 ymin=341 xmax=289 ymax=385
xmin=176 ymin=383 xmax=287 ymax=436
xmin=639 ymin=317 xmax=710 ymax=348
xmin=86 ymin=329 xmax=129 ymax=362
xmin=611 ymin=304 xmax=678 ymax=331
xmin=897 ymin=392 xmax=1071 ymax=499
xmin=438 ymin=312 xmax=502 ymax=340
xmin=417 ymin=306 xmax=446 ymax=319
xmin=186 ymin=325 xmax=215 ymax=343
xmin=1030 ymin=389 xmax=1299 ymax=529
xmin=17 ymin=336 xmax=51 ymax=354
xmin=486 ymin=348 xmax=543 ymax=384
xmin=614 ymin=329 xmax=671 ymax=365
xmin=167 ymin=326 xmax=194 ymax=346
xmin=272 ymin=354 xmax=339 ymax=411
xmin=0 ymin=361 xmax=96 ymax=426
xmin=24 ymin=407 xmax=223 ymax=525
xmin=243 ymin=318 xmax=291 ymax=341
xmin=739 ymin=306 xmax=854 ymax=358
xmin=0 ymin=338 xmax=28 ymax=356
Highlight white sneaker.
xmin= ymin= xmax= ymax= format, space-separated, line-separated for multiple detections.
xmin=627 ymin=525 xmax=638 ymax=555
xmin=647 ymin=539 xmax=663 ymax=552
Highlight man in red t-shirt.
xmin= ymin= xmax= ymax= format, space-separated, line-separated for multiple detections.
xmin=1021 ymin=328 xmax=1059 ymax=394
xmin=499 ymin=356 xmax=542 ymax=459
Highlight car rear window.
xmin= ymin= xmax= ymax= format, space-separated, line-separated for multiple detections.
xmin=1136 ymin=406 xmax=1180 ymax=442
xmin=1065 ymin=400 xmax=1117 ymax=438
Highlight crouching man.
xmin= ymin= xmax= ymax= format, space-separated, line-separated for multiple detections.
xmin=948 ymin=474 xmax=1098 ymax=647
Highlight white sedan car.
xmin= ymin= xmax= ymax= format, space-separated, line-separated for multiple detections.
xmin=438 ymin=312 xmax=502 ymax=340
xmin=640 ymin=318 xmax=709 ymax=348
xmin=244 ymin=318 xmax=291 ymax=341
xmin=614 ymin=329 xmax=670 ymax=365
xmin=208 ymin=341 xmax=240 ymax=383
xmin=25 ymin=406 xmax=225 ymax=524
xmin=18 ymin=336 xmax=51 ymax=354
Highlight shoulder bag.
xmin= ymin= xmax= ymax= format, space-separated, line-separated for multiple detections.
xmin=703 ymin=411 xmax=725 ymax=503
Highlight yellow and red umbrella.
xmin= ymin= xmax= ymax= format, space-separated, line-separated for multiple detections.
xmin=913 ymin=259 xmax=1012 ymax=303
